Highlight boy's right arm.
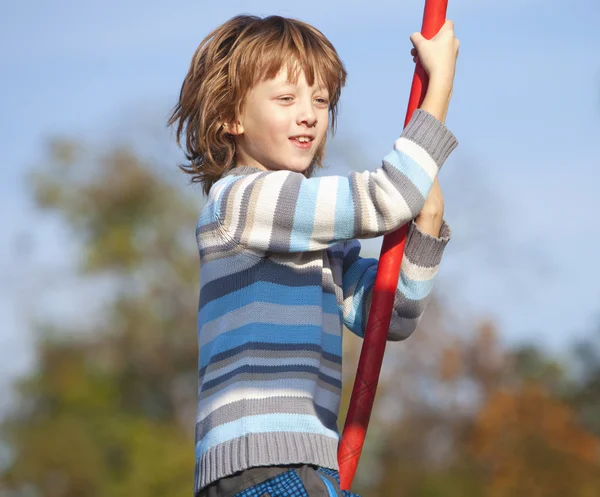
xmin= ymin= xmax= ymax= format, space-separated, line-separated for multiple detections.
xmin=208 ymin=21 xmax=460 ymax=254
xmin=207 ymin=109 xmax=457 ymax=253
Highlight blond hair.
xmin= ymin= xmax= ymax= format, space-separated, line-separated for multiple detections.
xmin=168 ymin=14 xmax=347 ymax=195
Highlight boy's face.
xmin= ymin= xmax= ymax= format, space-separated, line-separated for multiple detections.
xmin=229 ymin=66 xmax=330 ymax=174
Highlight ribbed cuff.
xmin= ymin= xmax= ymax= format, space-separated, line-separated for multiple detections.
xmin=195 ymin=432 xmax=339 ymax=494
xmin=404 ymin=218 xmax=451 ymax=267
xmin=401 ymin=109 xmax=458 ymax=168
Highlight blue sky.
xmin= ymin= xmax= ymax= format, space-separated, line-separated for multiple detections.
xmin=2 ymin=0 xmax=600 ymax=399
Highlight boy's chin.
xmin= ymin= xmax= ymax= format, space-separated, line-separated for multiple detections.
xmin=275 ymin=161 xmax=313 ymax=175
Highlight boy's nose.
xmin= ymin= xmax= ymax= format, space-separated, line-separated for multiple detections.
xmin=297 ymin=103 xmax=318 ymax=127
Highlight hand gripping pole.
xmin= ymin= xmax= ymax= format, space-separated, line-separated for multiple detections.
xmin=338 ymin=0 xmax=449 ymax=490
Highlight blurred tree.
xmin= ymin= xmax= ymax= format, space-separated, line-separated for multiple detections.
xmin=0 ymin=137 xmax=200 ymax=497
xmin=566 ymin=324 xmax=600 ymax=437
xmin=471 ymin=383 xmax=600 ymax=497
xmin=510 ymin=344 xmax=568 ymax=394
xmin=3 ymin=132 xmax=599 ymax=497
xmin=363 ymin=314 xmax=600 ymax=497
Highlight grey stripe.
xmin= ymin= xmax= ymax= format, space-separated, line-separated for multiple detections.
xmin=321 ymin=256 xmax=339 ymax=297
xmin=402 ymin=109 xmax=459 ymax=168
xmin=200 ymin=251 xmax=263 ymax=285
xmin=361 ymin=287 xmax=374 ymax=338
xmin=200 ymin=342 xmax=341 ymax=377
xmin=219 ymin=178 xmax=237 ymax=231
xmin=268 ymin=173 xmax=302 ymax=252
xmin=200 ymin=369 xmax=342 ymax=399
xmin=233 ymin=171 xmax=270 ymax=243
xmin=326 ymin=245 xmax=345 ymax=259
xmin=199 ymin=258 xmax=325 ymax=311
xmin=199 ymin=303 xmax=343 ymax=348
xmin=392 ymin=288 xmax=427 ymax=319
xmin=196 ymin=220 xmax=221 ymax=236
xmin=381 ymin=157 xmax=424 ymax=218
xmin=199 ymin=239 xmax=245 ymax=259
xmin=201 ymin=364 xmax=341 ymax=394
xmin=368 ymin=174 xmax=386 ymax=234
xmin=341 ymin=240 xmax=361 ymax=273
xmin=360 ymin=276 xmax=376 ymax=335
xmin=404 ymin=219 xmax=451 ymax=267
xmin=195 ymin=396 xmax=338 ymax=441
xmin=349 ymin=172 xmax=363 ymax=237
xmin=199 ymin=346 xmax=342 ymax=382
xmin=223 ymin=165 xmax=264 ymax=177
xmin=196 ymin=224 xmax=228 ymax=252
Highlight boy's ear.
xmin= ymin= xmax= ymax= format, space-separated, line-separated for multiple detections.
xmin=223 ymin=120 xmax=244 ymax=135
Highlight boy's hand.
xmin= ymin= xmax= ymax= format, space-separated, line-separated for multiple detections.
xmin=410 ymin=20 xmax=460 ymax=91
xmin=408 ymin=20 xmax=455 ymax=238
xmin=415 ymin=177 xmax=444 ymax=237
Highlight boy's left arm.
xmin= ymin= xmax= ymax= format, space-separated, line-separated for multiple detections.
xmin=340 ymin=217 xmax=451 ymax=341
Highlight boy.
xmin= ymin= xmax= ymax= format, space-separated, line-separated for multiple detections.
xmin=169 ymin=14 xmax=459 ymax=497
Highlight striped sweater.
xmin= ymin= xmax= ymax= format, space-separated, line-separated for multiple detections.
xmin=194 ymin=109 xmax=458 ymax=494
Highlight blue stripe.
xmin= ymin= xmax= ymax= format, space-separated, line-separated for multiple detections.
xmin=383 ymin=148 xmax=432 ymax=199
xmin=197 ymin=196 xmax=219 ymax=229
xmin=199 ymin=282 xmax=339 ymax=324
xmin=344 ymin=281 xmax=371 ymax=336
xmin=334 ymin=178 xmax=354 ymax=240
xmin=289 ymin=177 xmax=320 ymax=251
xmin=398 ymin=273 xmax=435 ymax=301
xmin=195 ymin=413 xmax=339 ymax=458
xmin=317 ymin=472 xmax=337 ymax=497
xmin=343 ymin=257 xmax=377 ymax=291
xmin=343 ymin=259 xmax=377 ymax=333
xmin=199 ymin=323 xmax=342 ymax=368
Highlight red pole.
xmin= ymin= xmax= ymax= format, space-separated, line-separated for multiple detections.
xmin=338 ymin=0 xmax=449 ymax=490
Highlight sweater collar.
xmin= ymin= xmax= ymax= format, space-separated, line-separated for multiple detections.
xmin=223 ymin=165 xmax=266 ymax=178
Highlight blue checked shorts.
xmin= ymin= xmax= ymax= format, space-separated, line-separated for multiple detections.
xmin=231 ymin=465 xmax=362 ymax=497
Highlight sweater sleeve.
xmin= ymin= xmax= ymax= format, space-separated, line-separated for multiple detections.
xmin=341 ymin=219 xmax=451 ymax=340
xmin=208 ymin=109 xmax=457 ymax=253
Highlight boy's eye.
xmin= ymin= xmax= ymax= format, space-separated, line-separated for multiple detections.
xmin=315 ymin=98 xmax=329 ymax=105
xmin=279 ymin=96 xmax=294 ymax=102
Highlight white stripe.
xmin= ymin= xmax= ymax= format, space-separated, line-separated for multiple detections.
xmin=210 ymin=177 xmax=233 ymax=201
xmin=197 ymin=379 xmax=341 ymax=422
xmin=322 ymin=264 xmax=344 ymax=305
xmin=268 ymin=253 xmax=323 ymax=270
xmin=247 ymin=172 xmax=290 ymax=251
xmin=356 ymin=170 xmax=380 ymax=235
xmin=370 ymin=167 xmax=413 ymax=231
xmin=310 ymin=176 xmax=339 ymax=250
xmin=197 ymin=228 xmax=228 ymax=252
xmin=401 ymin=256 xmax=440 ymax=282
xmin=393 ymin=136 xmax=439 ymax=180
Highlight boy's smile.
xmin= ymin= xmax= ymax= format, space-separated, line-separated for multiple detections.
xmin=289 ymin=134 xmax=315 ymax=150
xmin=228 ymin=66 xmax=330 ymax=173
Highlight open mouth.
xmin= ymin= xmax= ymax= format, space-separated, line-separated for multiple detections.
xmin=290 ymin=135 xmax=314 ymax=149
